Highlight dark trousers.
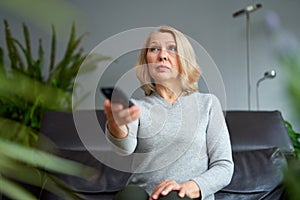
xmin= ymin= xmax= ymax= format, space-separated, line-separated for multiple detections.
xmin=113 ymin=185 xmax=192 ymax=200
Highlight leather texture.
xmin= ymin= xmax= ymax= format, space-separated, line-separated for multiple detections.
xmin=215 ymin=147 xmax=287 ymax=200
xmin=38 ymin=110 xmax=292 ymax=200
xmin=225 ymin=110 xmax=294 ymax=153
xmin=38 ymin=110 xmax=130 ymax=199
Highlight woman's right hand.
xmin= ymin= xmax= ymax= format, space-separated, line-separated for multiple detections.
xmin=103 ymin=99 xmax=140 ymax=138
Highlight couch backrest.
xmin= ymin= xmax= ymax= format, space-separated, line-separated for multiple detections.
xmin=39 ymin=110 xmax=107 ymax=150
xmin=40 ymin=110 xmax=294 ymax=154
xmin=225 ymin=110 xmax=294 ymax=154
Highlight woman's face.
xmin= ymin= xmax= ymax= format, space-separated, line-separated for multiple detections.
xmin=146 ymin=32 xmax=180 ymax=85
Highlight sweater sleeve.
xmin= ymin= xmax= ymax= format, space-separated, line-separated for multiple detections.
xmin=105 ymin=119 xmax=139 ymax=156
xmin=192 ymin=94 xmax=234 ymax=200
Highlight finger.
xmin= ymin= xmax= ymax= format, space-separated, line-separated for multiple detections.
xmin=108 ymin=103 xmax=126 ymax=124
xmin=129 ymin=105 xmax=141 ymax=117
xmin=115 ymin=106 xmax=140 ymax=124
xmin=104 ymin=100 xmax=123 ymax=118
xmin=178 ymin=187 xmax=186 ymax=198
xmin=129 ymin=107 xmax=141 ymax=121
xmin=104 ymin=101 xmax=123 ymax=125
xmin=103 ymin=99 xmax=112 ymax=114
xmin=160 ymin=181 xmax=181 ymax=196
xmin=151 ymin=180 xmax=176 ymax=199
xmin=116 ymin=108 xmax=131 ymax=119
xmin=151 ymin=182 xmax=167 ymax=199
xmin=110 ymin=103 xmax=124 ymax=112
xmin=104 ymin=100 xmax=116 ymax=123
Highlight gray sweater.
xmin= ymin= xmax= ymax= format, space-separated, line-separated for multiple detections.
xmin=106 ymin=92 xmax=234 ymax=200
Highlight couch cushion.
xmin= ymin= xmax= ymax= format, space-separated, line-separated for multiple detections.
xmin=225 ymin=111 xmax=294 ymax=154
xmin=39 ymin=110 xmax=131 ymax=199
xmin=38 ymin=149 xmax=130 ymax=200
xmin=54 ymin=150 xmax=131 ymax=193
xmin=215 ymin=147 xmax=287 ymax=200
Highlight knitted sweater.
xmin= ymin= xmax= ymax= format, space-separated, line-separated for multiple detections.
xmin=106 ymin=92 xmax=234 ymax=200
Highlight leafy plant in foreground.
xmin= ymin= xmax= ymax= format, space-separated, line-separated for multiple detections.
xmin=0 ymin=20 xmax=110 ymax=146
xmin=0 ymin=20 xmax=109 ymax=199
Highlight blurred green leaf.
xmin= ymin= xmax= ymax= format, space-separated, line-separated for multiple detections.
xmin=0 ymin=139 xmax=98 ymax=200
xmin=285 ymin=121 xmax=300 ymax=159
xmin=283 ymin=160 xmax=300 ymax=200
xmin=0 ymin=175 xmax=37 ymax=200
xmin=4 ymin=19 xmax=25 ymax=70
xmin=0 ymin=139 xmax=97 ymax=180
xmin=0 ymin=117 xmax=38 ymax=146
xmin=0 ymin=47 xmax=4 ymax=66
xmin=0 ymin=67 xmax=70 ymax=111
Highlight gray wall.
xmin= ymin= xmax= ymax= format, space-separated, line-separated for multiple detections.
xmin=1 ymin=0 xmax=299 ymax=130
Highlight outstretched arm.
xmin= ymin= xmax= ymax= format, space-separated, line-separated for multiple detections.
xmin=104 ymin=99 xmax=140 ymax=155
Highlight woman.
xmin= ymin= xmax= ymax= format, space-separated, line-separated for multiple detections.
xmin=103 ymin=25 xmax=233 ymax=200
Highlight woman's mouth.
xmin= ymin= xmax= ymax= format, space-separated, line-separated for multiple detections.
xmin=156 ymin=65 xmax=169 ymax=71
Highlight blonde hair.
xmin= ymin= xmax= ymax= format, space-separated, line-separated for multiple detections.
xmin=135 ymin=25 xmax=201 ymax=95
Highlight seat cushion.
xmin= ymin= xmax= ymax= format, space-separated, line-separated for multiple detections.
xmin=39 ymin=149 xmax=131 ymax=200
xmin=216 ymin=147 xmax=287 ymax=200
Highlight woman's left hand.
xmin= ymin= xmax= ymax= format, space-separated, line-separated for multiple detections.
xmin=149 ymin=179 xmax=200 ymax=200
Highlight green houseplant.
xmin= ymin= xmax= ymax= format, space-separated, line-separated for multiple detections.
xmin=0 ymin=20 xmax=109 ymax=199
xmin=0 ymin=20 xmax=109 ymax=147
xmin=284 ymin=121 xmax=300 ymax=200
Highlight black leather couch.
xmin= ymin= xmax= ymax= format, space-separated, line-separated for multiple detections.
xmin=37 ymin=110 xmax=294 ymax=200
xmin=216 ymin=111 xmax=294 ymax=200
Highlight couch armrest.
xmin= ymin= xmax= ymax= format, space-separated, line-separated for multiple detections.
xmin=216 ymin=147 xmax=287 ymax=200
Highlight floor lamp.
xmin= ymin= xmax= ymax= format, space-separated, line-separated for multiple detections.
xmin=256 ymin=69 xmax=276 ymax=110
xmin=233 ymin=3 xmax=262 ymax=110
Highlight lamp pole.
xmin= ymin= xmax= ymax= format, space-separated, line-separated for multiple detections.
xmin=233 ymin=3 xmax=262 ymax=110
xmin=246 ymin=12 xmax=251 ymax=110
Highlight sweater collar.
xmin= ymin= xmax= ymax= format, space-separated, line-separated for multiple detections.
xmin=151 ymin=91 xmax=184 ymax=108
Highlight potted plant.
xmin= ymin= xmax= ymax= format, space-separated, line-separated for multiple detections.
xmin=0 ymin=19 xmax=109 ymax=147
xmin=0 ymin=20 xmax=109 ymax=199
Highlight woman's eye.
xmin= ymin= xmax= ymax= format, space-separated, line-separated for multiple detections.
xmin=150 ymin=47 xmax=160 ymax=52
xmin=168 ymin=46 xmax=177 ymax=52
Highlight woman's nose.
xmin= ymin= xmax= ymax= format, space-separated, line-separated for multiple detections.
xmin=159 ymin=56 xmax=167 ymax=61
xmin=159 ymin=50 xmax=168 ymax=61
